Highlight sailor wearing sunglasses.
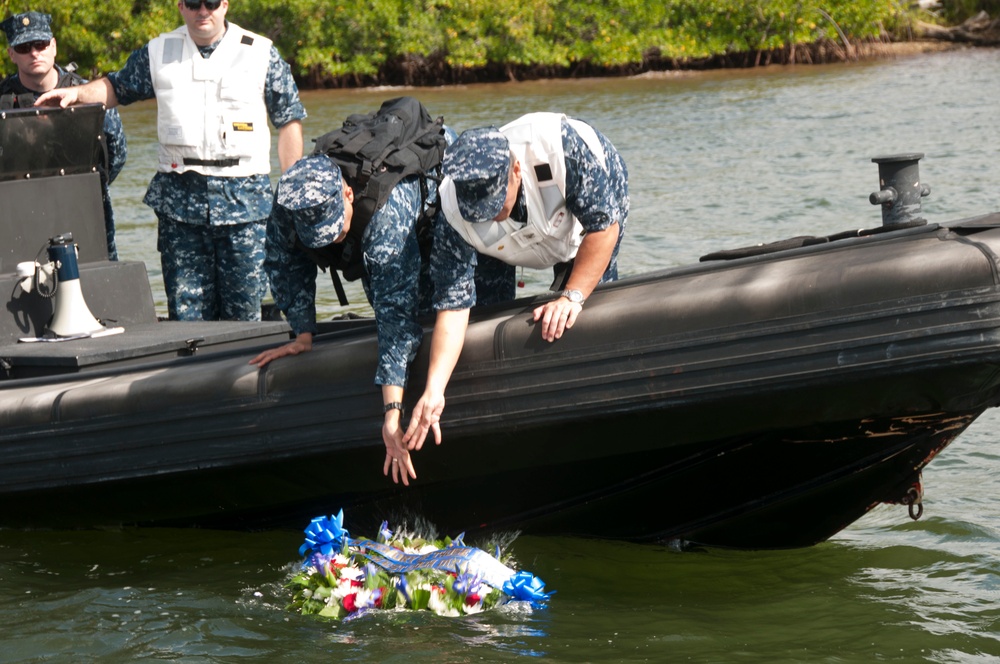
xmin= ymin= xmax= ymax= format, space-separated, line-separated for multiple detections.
xmin=36 ymin=0 xmax=306 ymax=323
xmin=1 ymin=11 xmax=127 ymax=261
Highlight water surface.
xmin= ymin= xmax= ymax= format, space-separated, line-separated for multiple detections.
xmin=4 ymin=47 xmax=1000 ymax=662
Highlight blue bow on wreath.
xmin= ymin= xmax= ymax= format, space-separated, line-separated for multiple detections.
xmin=299 ymin=509 xmax=350 ymax=557
xmin=502 ymin=570 xmax=554 ymax=607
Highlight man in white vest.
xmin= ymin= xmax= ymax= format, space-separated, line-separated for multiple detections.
xmin=402 ymin=113 xmax=629 ymax=452
xmin=36 ymin=0 xmax=305 ymax=322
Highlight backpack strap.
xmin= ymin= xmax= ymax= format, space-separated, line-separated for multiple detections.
xmin=293 ymin=233 xmax=351 ymax=306
xmin=329 ymin=269 xmax=349 ymax=307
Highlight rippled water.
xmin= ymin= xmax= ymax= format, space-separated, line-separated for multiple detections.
xmin=3 ymin=47 xmax=1000 ymax=662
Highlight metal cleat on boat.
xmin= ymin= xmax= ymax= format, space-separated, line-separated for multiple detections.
xmin=870 ymin=153 xmax=931 ymax=226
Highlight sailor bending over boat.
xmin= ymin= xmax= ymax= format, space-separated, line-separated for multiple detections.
xmin=249 ymin=146 xmax=452 ymax=487
xmin=403 ymin=114 xmax=629 ymax=450
xmin=35 ymin=0 xmax=305 ymax=323
xmin=1 ymin=11 xmax=126 ymax=260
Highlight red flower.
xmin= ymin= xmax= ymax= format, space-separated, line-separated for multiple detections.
xmin=350 ymin=579 xmax=363 ymax=587
xmin=375 ymin=588 xmax=385 ymax=608
xmin=343 ymin=593 xmax=358 ymax=613
xmin=465 ymin=593 xmax=481 ymax=606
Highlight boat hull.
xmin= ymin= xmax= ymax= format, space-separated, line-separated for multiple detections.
xmin=4 ymin=217 xmax=1000 ymax=547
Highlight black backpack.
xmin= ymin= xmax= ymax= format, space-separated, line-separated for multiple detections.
xmin=303 ymin=96 xmax=447 ymax=305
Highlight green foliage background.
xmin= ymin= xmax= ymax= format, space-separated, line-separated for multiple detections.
xmin=0 ymin=0 xmax=973 ymax=86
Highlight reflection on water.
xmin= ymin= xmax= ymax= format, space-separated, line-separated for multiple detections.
xmin=3 ymin=47 xmax=1000 ymax=662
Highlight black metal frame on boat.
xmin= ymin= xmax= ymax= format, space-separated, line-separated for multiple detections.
xmin=3 ymin=104 xmax=1000 ymax=549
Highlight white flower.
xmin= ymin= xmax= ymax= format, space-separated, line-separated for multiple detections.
xmin=339 ymin=566 xmax=364 ymax=581
xmin=427 ymin=588 xmax=460 ymax=617
xmin=354 ymin=588 xmax=376 ymax=609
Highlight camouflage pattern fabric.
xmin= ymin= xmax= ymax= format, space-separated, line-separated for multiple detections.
xmin=267 ymin=124 xmax=456 ymax=387
xmin=101 ymin=105 xmax=126 ymax=260
xmin=473 ymin=254 xmax=516 ymax=306
xmin=272 ymin=154 xmax=346 ymax=248
xmin=432 ymin=117 xmax=629 ymax=311
xmin=443 ymin=126 xmax=510 ymax=223
xmin=106 ymin=33 xmax=306 ymax=321
xmin=158 ymin=215 xmax=267 ymax=321
xmin=0 ymin=11 xmax=52 ymax=46
xmin=266 ymin=175 xmax=434 ymax=387
xmin=360 ymin=177 xmax=435 ymax=386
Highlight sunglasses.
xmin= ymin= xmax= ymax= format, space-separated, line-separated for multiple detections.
xmin=182 ymin=0 xmax=223 ymax=10
xmin=12 ymin=39 xmax=50 ymax=55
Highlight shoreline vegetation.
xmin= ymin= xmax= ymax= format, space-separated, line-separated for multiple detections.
xmin=0 ymin=0 xmax=997 ymax=88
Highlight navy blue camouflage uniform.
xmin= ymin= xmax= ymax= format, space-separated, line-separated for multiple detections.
xmin=268 ymin=128 xmax=454 ymax=389
xmin=432 ymin=118 xmax=629 ymax=312
xmin=106 ymin=31 xmax=306 ymax=321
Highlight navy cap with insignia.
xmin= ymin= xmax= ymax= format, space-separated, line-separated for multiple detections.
xmin=443 ymin=126 xmax=511 ymax=223
xmin=1 ymin=11 xmax=53 ymax=47
xmin=274 ymin=154 xmax=347 ymax=249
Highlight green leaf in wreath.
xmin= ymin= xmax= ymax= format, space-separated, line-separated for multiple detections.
xmin=410 ymin=588 xmax=430 ymax=610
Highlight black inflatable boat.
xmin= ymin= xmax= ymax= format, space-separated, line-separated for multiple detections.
xmin=3 ymin=105 xmax=1000 ymax=549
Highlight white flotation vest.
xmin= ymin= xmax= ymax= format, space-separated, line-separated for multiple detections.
xmin=440 ymin=112 xmax=608 ymax=269
xmin=148 ymin=23 xmax=271 ymax=177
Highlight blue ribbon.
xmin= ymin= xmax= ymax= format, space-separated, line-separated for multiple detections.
xmin=356 ymin=539 xmax=517 ymax=590
xmin=299 ymin=510 xmax=350 ymax=557
xmin=502 ymin=570 xmax=553 ymax=607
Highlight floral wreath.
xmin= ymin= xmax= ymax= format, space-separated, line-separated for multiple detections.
xmin=287 ymin=509 xmax=553 ymax=620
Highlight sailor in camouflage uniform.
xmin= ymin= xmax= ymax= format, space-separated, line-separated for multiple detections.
xmin=250 ymin=149 xmax=452 ymax=486
xmin=403 ymin=113 xmax=629 ymax=450
xmin=35 ymin=0 xmax=305 ymax=321
xmin=1 ymin=11 xmax=126 ymax=260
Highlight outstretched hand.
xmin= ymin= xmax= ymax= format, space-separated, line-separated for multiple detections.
xmin=402 ymin=392 xmax=445 ymax=451
xmin=35 ymin=87 xmax=78 ymax=108
xmin=383 ymin=411 xmax=417 ymax=486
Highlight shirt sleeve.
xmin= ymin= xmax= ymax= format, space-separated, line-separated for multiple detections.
xmin=264 ymin=46 xmax=307 ymax=129
xmin=562 ymin=119 xmax=616 ymax=233
xmin=107 ymin=46 xmax=155 ymax=105
xmin=431 ymin=209 xmax=479 ymax=311
xmin=102 ymin=109 xmax=127 ymax=185
xmin=264 ymin=203 xmax=320 ymax=336
xmin=362 ymin=178 xmax=425 ymax=387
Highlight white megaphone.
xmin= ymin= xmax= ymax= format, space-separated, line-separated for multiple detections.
xmin=43 ymin=234 xmax=122 ymax=339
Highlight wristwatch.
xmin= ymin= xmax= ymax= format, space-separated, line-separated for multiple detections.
xmin=383 ymin=402 xmax=404 ymax=416
xmin=560 ymin=289 xmax=585 ymax=305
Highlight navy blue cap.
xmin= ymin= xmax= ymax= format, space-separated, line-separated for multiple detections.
xmin=1 ymin=12 xmax=53 ymax=47
xmin=443 ymin=126 xmax=511 ymax=223
xmin=274 ymin=154 xmax=346 ymax=248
